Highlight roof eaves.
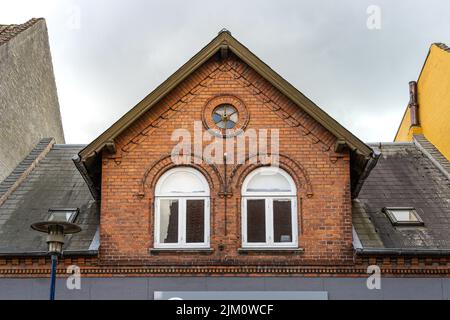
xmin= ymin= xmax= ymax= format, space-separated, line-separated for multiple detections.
xmin=355 ymin=247 xmax=450 ymax=256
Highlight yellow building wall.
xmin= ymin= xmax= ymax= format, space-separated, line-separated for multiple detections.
xmin=395 ymin=44 xmax=450 ymax=161
xmin=395 ymin=107 xmax=412 ymax=141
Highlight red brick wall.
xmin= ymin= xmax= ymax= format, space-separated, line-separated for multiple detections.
xmin=100 ymin=52 xmax=352 ymax=267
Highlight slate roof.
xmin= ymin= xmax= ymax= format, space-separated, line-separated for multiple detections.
xmin=0 ymin=18 xmax=42 ymax=46
xmin=353 ymin=138 xmax=450 ymax=252
xmin=0 ymin=140 xmax=99 ymax=255
xmin=2 ymin=136 xmax=449 ymax=256
xmin=414 ymin=134 xmax=450 ymax=175
xmin=0 ymin=138 xmax=53 ymax=199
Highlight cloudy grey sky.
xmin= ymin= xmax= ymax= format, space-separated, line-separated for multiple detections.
xmin=2 ymin=0 xmax=450 ymax=143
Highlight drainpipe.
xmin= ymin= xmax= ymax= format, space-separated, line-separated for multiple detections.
xmin=223 ymin=152 xmax=228 ymax=236
xmin=408 ymin=81 xmax=419 ymax=127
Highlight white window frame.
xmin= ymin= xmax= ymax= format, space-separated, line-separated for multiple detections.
xmin=154 ymin=167 xmax=210 ymax=249
xmin=241 ymin=167 xmax=299 ymax=249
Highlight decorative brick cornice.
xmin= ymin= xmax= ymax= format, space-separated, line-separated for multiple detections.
xmin=2 ymin=265 xmax=450 ymax=277
xmin=2 ymin=253 xmax=450 ymax=277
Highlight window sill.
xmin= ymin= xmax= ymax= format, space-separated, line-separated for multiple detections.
xmin=150 ymin=248 xmax=214 ymax=255
xmin=238 ymin=247 xmax=304 ymax=254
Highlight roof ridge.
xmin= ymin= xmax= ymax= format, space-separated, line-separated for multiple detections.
xmin=0 ymin=138 xmax=54 ymax=207
xmin=53 ymin=144 xmax=87 ymax=148
xmin=79 ymin=31 xmax=372 ymax=160
xmin=367 ymin=142 xmax=414 ymax=147
xmin=0 ymin=18 xmax=43 ymax=46
xmin=413 ymin=134 xmax=450 ymax=181
xmin=433 ymin=42 xmax=450 ymax=53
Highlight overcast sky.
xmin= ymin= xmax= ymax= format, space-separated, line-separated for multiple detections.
xmin=2 ymin=0 xmax=450 ymax=143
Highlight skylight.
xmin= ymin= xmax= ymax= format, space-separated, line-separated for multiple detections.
xmin=47 ymin=208 xmax=79 ymax=223
xmin=383 ymin=207 xmax=424 ymax=226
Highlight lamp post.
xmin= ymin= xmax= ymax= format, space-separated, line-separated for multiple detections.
xmin=31 ymin=208 xmax=81 ymax=300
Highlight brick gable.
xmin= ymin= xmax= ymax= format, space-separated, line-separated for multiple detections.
xmin=100 ymin=52 xmax=353 ymax=267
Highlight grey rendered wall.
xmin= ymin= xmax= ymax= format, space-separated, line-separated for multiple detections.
xmin=0 ymin=277 xmax=449 ymax=300
xmin=0 ymin=19 xmax=65 ymax=182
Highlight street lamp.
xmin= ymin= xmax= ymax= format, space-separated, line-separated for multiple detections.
xmin=31 ymin=208 xmax=81 ymax=300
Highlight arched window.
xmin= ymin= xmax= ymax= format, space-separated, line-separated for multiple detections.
xmin=241 ymin=167 xmax=298 ymax=248
xmin=154 ymin=167 xmax=210 ymax=248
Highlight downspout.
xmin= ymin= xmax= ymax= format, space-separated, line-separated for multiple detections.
xmin=223 ymin=152 xmax=228 ymax=236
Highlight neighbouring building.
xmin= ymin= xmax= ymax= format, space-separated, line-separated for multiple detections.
xmin=395 ymin=43 xmax=450 ymax=163
xmin=0 ymin=18 xmax=65 ymax=182
xmin=1 ymin=27 xmax=450 ymax=300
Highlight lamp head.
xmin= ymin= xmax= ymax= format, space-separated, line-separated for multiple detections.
xmin=31 ymin=221 xmax=81 ymax=255
xmin=31 ymin=208 xmax=82 ymax=255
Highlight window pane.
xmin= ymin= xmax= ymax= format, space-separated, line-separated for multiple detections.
xmin=48 ymin=209 xmax=77 ymax=223
xmin=159 ymin=199 xmax=179 ymax=243
xmin=391 ymin=210 xmax=418 ymax=222
xmin=158 ymin=170 xmax=207 ymax=195
xmin=247 ymin=199 xmax=266 ymax=242
xmin=186 ymin=199 xmax=205 ymax=243
xmin=246 ymin=170 xmax=292 ymax=193
xmin=273 ymin=200 xmax=292 ymax=243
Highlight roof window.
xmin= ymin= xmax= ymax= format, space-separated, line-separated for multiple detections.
xmin=47 ymin=208 xmax=79 ymax=223
xmin=383 ymin=207 xmax=423 ymax=226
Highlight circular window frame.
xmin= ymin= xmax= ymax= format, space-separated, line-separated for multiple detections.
xmin=202 ymin=95 xmax=249 ymax=138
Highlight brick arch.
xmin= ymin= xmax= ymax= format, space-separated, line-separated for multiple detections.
xmin=229 ymin=153 xmax=313 ymax=197
xmin=138 ymin=153 xmax=223 ymax=197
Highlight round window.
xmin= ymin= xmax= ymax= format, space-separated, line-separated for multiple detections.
xmin=202 ymin=95 xmax=249 ymax=138
xmin=212 ymin=104 xmax=238 ymax=129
